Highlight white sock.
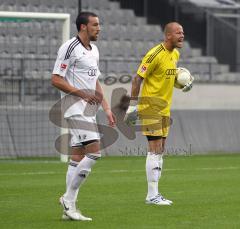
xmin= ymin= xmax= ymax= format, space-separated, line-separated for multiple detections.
xmin=66 ymin=160 xmax=79 ymax=188
xmin=66 ymin=160 xmax=79 ymax=200
xmin=158 ymin=155 xmax=163 ymax=180
xmin=64 ymin=153 xmax=101 ymax=202
xmin=146 ymin=152 xmax=163 ymax=199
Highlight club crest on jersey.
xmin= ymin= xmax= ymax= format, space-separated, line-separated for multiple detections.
xmin=60 ymin=63 xmax=67 ymax=71
xmin=140 ymin=64 xmax=148 ymax=73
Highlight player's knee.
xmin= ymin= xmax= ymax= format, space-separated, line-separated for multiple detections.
xmin=86 ymin=152 xmax=101 ymax=161
xmin=71 ymin=154 xmax=85 ymax=162
xmin=151 ymin=146 xmax=163 ymax=154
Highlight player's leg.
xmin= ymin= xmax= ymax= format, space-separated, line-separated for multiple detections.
xmin=60 ymin=116 xmax=100 ymax=220
xmin=64 ymin=140 xmax=100 ymax=202
xmin=65 ymin=153 xmax=84 ymax=198
xmin=146 ymin=137 xmax=163 ymax=199
xmin=64 ymin=118 xmax=88 ymax=204
xmin=60 ymin=140 xmax=100 ymax=221
xmin=145 ymin=137 xmax=172 ymax=205
xmin=65 ymin=115 xmax=100 ymax=197
xmin=145 ymin=136 xmax=171 ymax=204
xmin=144 ymin=115 xmax=173 ymax=205
xmin=61 ymin=148 xmax=84 ymax=220
xmin=141 ymin=118 xmax=165 ymax=204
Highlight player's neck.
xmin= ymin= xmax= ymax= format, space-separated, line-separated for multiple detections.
xmin=77 ymin=33 xmax=91 ymax=50
xmin=163 ymin=41 xmax=174 ymax=52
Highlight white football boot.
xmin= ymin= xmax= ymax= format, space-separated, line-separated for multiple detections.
xmin=59 ymin=196 xmax=92 ymax=221
xmin=146 ymin=194 xmax=172 ymax=206
xmin=62 ymin=212 xmax=70 ymax=220
xmin=156 ymin=194 xmax=173 ymax=204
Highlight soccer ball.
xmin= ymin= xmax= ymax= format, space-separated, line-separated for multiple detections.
xmin=174 ymin=67 xmax=193 ymax=89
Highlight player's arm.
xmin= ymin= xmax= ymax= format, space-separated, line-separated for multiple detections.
xmin=51 ymin=74 xmax=101 ymax=104
xmin=96 ymin=80 xmax=116 ymax=127
xmin=51 ymin=74 xmax=83 ymax=97
xmin=131 ymin=74 xmax=144 ymax=101
xmin=124 ymin=55 xmax=155 ymax=125
xmin=123 ymin=74 xmax=143 ymax=125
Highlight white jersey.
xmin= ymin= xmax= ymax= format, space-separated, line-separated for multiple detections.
xmin=52 ymin=36 xmax=101 ymax=118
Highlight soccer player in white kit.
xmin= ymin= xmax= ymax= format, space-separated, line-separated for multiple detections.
xmin=51 ymin=12 xmax=115 ymax=221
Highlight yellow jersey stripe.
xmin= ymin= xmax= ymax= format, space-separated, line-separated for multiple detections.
xmin=146 ymin=47 xmax=162 ymax=63
xmin=146 ymin=45 xmax=164 ymax=63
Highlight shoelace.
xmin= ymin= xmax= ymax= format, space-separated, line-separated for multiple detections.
xmin=156 ymin=194 xmax=167 ymax=201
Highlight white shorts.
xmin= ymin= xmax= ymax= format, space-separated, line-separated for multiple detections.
xmin=66 ymin=115 xmax=100 ymax=147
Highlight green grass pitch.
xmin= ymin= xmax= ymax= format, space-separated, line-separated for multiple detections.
xmin=1 ymin=154 xmax=240 ymax=229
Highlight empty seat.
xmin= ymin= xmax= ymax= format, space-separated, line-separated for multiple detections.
xmin=111 ymin=40 xmax=124 ymax=59
xmin=134 ymin=17 xmax=147 ymax=26
xmin=107 ymin=24 xmax=122 ymax=41
xmin=1 ymin=0 xmax=16 ymax=11
xmin=121 ymin=40 xmax=138 ymax=59
xmin=127 ymin=61 xmax=139 ymax=74
xmin=64 ymin=0 xmax=78 ymax=9
xmin=181 ymin=41 xmax=192 ymax=58
xmin=120 ymin=24 xmax=136 ymax=41
xmin=108 ymin=1 xmax=120 ymax=10
xmin=113 ymin=9 xmax=135 ymax=25
xmin=98 ymin=40 xmax=112 ymax=58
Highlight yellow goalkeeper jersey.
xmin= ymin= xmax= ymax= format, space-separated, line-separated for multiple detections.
xmin=137 ymin=43 xmax=180 ymax=118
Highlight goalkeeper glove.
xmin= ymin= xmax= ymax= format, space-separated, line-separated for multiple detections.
xmin=182 ymin=76 xmax=194 ymax=92
xmin=124 ymin=100 xmax=138 ymax=126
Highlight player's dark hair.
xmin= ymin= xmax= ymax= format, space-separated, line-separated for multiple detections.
xmin=76 ymin=12 xmax=98 ymax=32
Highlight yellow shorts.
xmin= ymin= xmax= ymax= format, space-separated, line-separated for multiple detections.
xmin=141 ymin=116 xmax=171 ymax=137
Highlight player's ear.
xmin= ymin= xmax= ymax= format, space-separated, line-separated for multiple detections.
xmin=80 ymin=24 xmax=87 ymax=31
xmin=167 ymin=32 xmax=172 ymax=40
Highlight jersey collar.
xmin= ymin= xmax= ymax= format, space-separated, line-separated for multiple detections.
xmin=76 ymin=35 xmax=92 ymax=51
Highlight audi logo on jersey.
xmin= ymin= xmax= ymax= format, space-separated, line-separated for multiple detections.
xmin=88 ymin=68 xmax=97 ymax=77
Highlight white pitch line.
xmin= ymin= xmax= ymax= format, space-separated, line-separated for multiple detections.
xmin=0 ymin=166 xmax=239 ymax=176
xmin=0 ymin=160 xmax=62 ymax=164
xmin=0 ymin=171 xmax=62 ymax=176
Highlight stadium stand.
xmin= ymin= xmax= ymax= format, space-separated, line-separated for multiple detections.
xmin=187 ymin=0 xmax=240 ymax=8
xmin=82 ymin=0 xmax=240 ymax=82
xmin=0 ymin=0 xmax=239 ymax=84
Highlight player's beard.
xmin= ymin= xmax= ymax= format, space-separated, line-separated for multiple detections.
xmin=90 ymin=35 xmax=98 ymax=41
xmin=87 ymin=29 xmax=98 ymax=41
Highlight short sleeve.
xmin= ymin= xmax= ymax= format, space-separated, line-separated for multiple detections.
xmin=137 ymin=50 xmax=159 ymax=79
xmin=52 ymin=43 xmax=73 ymax=77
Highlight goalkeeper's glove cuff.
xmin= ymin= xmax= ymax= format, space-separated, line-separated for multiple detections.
xmin=129 ymin=99 xmax=138 ymax=106
xmin=126 ymin=105 xmax=137 ymax=114
xmin=182 ymin=76 xmax=194 ymax=92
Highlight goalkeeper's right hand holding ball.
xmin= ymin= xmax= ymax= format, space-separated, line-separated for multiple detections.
xmin=182 ymin=76 xmax=194 ymax=92
xmin=124 ymin=99 xmax=138 ymax=126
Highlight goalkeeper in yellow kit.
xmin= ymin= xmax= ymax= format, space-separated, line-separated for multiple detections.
xmin=124 ymin=22 xmax=193 ymax=205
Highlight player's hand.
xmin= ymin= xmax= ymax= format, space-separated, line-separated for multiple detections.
xmin=124 ymin=100 xmax=138 ymax=126
xmin=105 ymin=109 xmax=116 ymax=127
xmin=82 ymin=92 xmax=103 ymax=105
xmin=182 ymin=76 xmax=194 ymax=92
